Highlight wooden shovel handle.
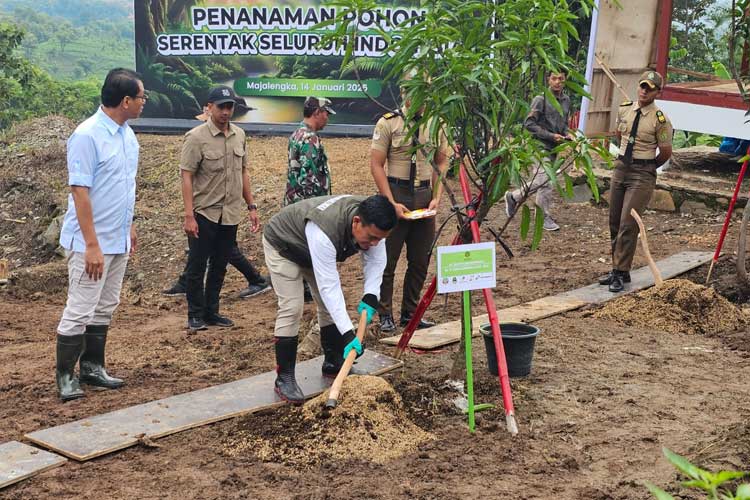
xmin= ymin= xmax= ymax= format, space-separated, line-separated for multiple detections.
xmin=326 ymin=310 xmax=368 ymax=404
xmin=630 ymin=208 xmax=663 ymax=285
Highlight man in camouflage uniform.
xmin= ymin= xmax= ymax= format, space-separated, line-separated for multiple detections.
xmin=284 ymin=97 xmax=335 ymax=205
xmin=599 ymin=70 xmax=673 ymax=293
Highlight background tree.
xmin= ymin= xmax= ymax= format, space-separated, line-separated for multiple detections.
xmin=55 ymin=22 xmax=76 ymax=55
xmin=0 ymin=21 xmax=99 ymax=130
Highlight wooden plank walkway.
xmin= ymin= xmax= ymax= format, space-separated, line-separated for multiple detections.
xmin=379 ymin=251 xmax=713 ymax=350
xmin=0 ymin=441 xmax=66 ymax=490
xmin=25 ymin=351 xmax=401 ymax=462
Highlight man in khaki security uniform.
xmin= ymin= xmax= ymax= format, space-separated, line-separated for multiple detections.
xmin=370 ymin=90 xmax=450 ymax=333
xmin=599 ymin=71 xmax=673 ymax=292
xmin=180 ymin=85 xmax=261 ymax=331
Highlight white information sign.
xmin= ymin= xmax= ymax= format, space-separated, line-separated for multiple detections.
xmin=436 ymin=242 xmax=497 ymax=294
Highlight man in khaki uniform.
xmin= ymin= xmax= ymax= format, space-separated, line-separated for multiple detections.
xmin=370 ymin=97 xmax=450 ymax=332
xmin=599 ymin=71 xmax=673 ymax=292
xmin=180 ymin=86 xmax=261 ymax=330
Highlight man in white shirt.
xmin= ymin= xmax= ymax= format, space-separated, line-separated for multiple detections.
xmin=262 ymin=194 xmax=397 ymax=403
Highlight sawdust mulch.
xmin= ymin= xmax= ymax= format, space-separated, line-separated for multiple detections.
xmin=223 ymin=375 xmax=434 ymax=467
xmin=594 ymin=278 xmax=747 ymax=336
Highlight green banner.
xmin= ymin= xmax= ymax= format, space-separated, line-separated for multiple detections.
xmin=235 ymin=78 xmax=382 ymax=98
xmin=134 ymin=1 xmax=425 ymax=124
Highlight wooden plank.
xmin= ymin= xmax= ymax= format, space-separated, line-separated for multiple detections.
xmin=25 ymin=351 xmax=401 ymax=462
xmin=380 ymin=295 xmax=586 ymax=349
xmin=0 ymin=441 xmax=66 ymax=490
xmin=380 ymin=251 xmax=713 ymax=350
xmin=558 ymin=251 xmax=712 ymax=304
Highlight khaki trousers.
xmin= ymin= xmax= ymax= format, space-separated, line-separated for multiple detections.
xmin=379 ymin=183 xmax=435 ymax=316
xmin=608 ymin=159 xmax=657 ymax=271
xmin=57 ymin=251 xmax=129 ymax=337
xmin=262 ymin=235 xmax=334 ymax=338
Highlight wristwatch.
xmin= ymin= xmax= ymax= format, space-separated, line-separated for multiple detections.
xmin=247 ymin=203 xmax=257 ymax=211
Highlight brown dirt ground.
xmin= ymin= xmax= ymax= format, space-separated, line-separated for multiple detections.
xmin=2 ymin=118 xmax=750 ymax=499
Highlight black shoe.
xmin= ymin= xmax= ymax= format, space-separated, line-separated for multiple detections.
xmin=400 ymin=312 xmax=436 ymax=329
xmin=274 ymin=337 xmax=304 ymax=404
xmin=187 ymin=317 xmax=208 ymax=331
xmin=320 ymin=324 xmax=343 ymax=377
xmin=238 ymin=277 xmax=272 ymax=298
xmin=56 ymin=334 xmax=85 ymax=402
xmin=608 ymin=272 xmax=625 ymax=293
xmin=598 ymin=270 xmax=631 ymax=285
xmin=380 ymin=313 xmax=396 ymax=333
xmin=79 ymin=325 xmax=124 ymax=389
xmin=204 ymin=314 xmax=234 ymax=328
xmin=162 ymin=281 xmax=186 ymax=296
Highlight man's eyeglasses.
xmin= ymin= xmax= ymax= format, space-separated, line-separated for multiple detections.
xmin=131 ymin=93 xmax=150 ymax=102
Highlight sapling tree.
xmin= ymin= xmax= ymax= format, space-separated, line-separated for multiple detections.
xmin=321 ymin=0 xmax=609 ymax=247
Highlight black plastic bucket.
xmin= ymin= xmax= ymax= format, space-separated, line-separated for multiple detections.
xmin=479 ymin=322 xmax=540 ymax=378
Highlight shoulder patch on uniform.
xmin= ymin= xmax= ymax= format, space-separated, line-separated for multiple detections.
xmin=382 ymin=111 xmax=400 ymax=120
xmin=620 ymin=101 xmax=632 ymax=106
xmin=656 ymin=110 xmax=666 ymax=123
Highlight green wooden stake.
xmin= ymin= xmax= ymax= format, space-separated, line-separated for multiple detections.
xmin=463 ymin=290 xmax=475 ymax=433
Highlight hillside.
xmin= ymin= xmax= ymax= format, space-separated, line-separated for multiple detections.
xmin=0 ymin=0 xmax=134 ymax=80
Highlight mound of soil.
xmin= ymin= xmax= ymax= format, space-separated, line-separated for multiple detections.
xmin=0 ymin=115 xmax=76 ymax=271
xmin=595 ymin=278 xmax=747 ymax=336
xmin=223 ymin=375 xmax=434 ymax=467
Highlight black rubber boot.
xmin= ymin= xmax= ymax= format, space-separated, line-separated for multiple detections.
xmin=56 ymin=334 xmax=85 ymax=402
xmin=80 ymin=324 xmax=124 ymax=389
xmin=320 ymin=324 xmax=343 ymax=378
xmin=274 ymin=336 xmax=304 ymax=404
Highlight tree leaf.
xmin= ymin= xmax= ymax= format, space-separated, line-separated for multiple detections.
xmin=531 ymin=206 xmax=544 ymax=250
xmin=644 ymin=482 xmax=675 ymax=500
xmin=663 ymin=447 xmax=705 ymax=481
xmin=735 ymin=483 xmax=750 ymax=499
xmin=564 ymin=172 xmax=574 ymax=198
xmin=520 ymin=204 xmax=530 ymax=240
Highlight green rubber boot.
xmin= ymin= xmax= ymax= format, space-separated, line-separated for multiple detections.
xmin=80 ymin=324 xmax=124 ymax=389
xmin=56 ymin=334 xmax=85 ymax=402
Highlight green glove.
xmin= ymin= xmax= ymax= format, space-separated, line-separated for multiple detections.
xmin=342 ymin=330 xmax=364 ymax=359
xmin=357 ymin=293 xmax=378 ymax=324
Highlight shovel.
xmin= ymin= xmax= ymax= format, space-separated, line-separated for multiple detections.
xmin=323 ymin=309 xmax=368 ymax=411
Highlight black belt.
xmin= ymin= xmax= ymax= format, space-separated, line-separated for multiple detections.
xmin=388 ymin=176 xmax=430 ymax=188
xmin=618 ymin=155 xmax=655 ymax=165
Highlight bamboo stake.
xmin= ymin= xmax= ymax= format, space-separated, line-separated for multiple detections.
xmin=594 ymin=54 xmax=631 ymax=101
xmin=630 ymin=209 xmax=663 ymax=285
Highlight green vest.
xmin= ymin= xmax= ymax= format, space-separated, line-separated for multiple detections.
xmin=264 ymin=195 xmax=365 ymax=268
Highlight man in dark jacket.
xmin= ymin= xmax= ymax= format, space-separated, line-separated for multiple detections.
xmin=505 ymin=70 xmax=574 ymax=231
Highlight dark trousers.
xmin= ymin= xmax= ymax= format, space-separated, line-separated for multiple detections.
xmin=178 ymin=244 xmax=262 ymax=288
xmin=608 ymin=159 xmax=657 ymax=272
xmin=379 ymin=183 xmax=435 ymax=316
xmin=185 ymin=213 xmax=237 ymax=319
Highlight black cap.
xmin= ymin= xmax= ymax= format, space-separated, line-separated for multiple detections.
xmin=206 ymin=85 xmax=238 ymax=105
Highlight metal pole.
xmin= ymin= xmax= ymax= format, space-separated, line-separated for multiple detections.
xmin=579 ymin=0 xmax=601 ymax=134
